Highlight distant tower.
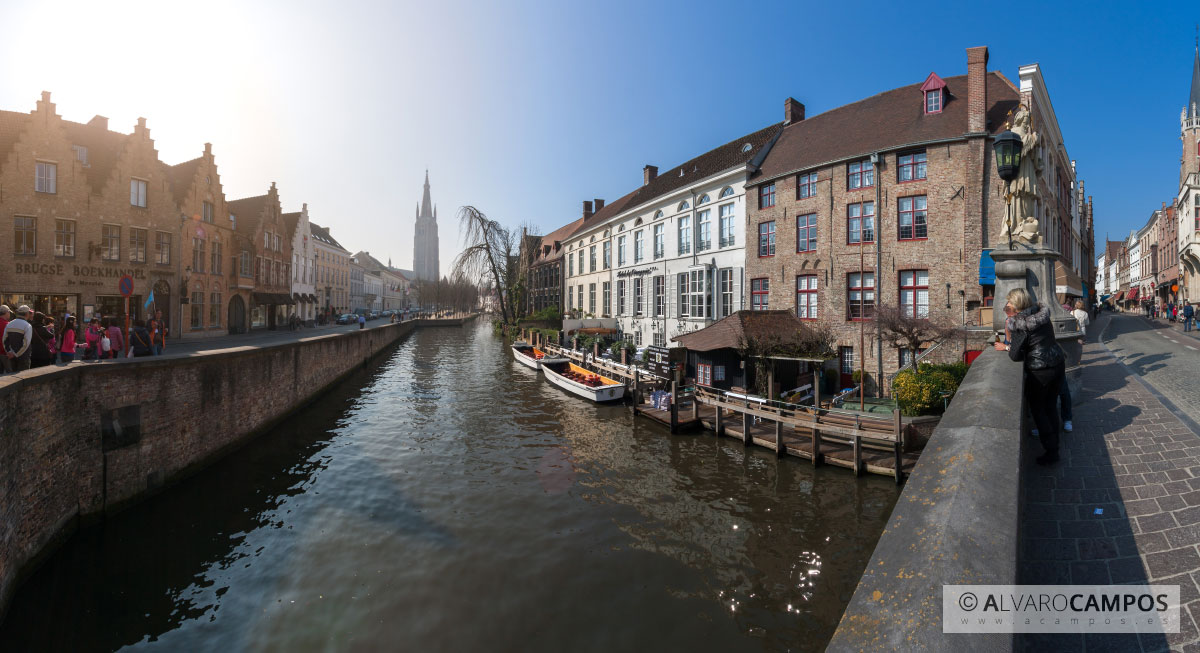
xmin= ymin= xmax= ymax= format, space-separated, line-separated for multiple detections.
xmin=413 ymin=170 xmax=440 ymax=281
xmin=1182 ymin=38 xmax=1200 ymax=186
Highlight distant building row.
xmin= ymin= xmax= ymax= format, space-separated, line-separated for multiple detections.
xmin=524 ymin=47 xmax=1094 ymax=389
xmin=0 ymin=92 xmax=420 ymax=338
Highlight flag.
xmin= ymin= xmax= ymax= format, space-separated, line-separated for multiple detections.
xmin=144 ymin=289 xmax=155 ymax=309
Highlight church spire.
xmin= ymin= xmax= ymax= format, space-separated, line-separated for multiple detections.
xmin=1189 ymin=39 xmax=1200 ymax=118
xmin=420 ymin=170 xmax=434 ymax=218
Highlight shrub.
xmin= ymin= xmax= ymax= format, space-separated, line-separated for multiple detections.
xmin=610 ymin=339 xmax=636 ymax=360
xmin=892 ymin=367 xmax=962 ymax=416
xmin=823 ymin=367 xmax=840 ymax=393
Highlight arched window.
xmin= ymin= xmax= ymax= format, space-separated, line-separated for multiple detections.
xmin=634 ymin=217 xmax=643 ymax=226
xmin=741 ymin=143 xmax=752 ymax=153
xmin=618 ymin=224 xmax=625 ymax=232
xmin=719 ymin=187 xmax=734 ymax=198
xmin=654 ymin=210 xmax=664 ymax=220
xmin=697 ymin=194 xmax=710 ymax=205
xmin=678 ymin=201 xmax=690 ymax=211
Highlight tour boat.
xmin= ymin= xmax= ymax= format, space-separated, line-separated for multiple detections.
xmin=511 ymin=341 xmax=564 ymax=370
xmin=541 ymin=360 xmax=626 ymax=403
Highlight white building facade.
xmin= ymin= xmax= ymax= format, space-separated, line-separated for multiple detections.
xmin=288 ymin=203 xmax=316 ymax=324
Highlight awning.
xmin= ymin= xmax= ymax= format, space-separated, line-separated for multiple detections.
xmin=978 ymin=249 xmax=996 ymax=285
xmin=1114 ymin=291 xmax=1125 ymax=302
xmin=253 ymin=292 xmax=295 ymax=305
xmin=307 ymin=293 xmax=317 ymax=303
xmin=1127 ymin=288 xmax=1140 ymax=302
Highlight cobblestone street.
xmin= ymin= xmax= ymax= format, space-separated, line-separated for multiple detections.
xmin=1021 ymin=312 xmax=1200 ymax=651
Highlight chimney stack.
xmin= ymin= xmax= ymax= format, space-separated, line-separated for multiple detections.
xmin=966 ymin=46 xmax=989 ymax=133
xmin=582 ymin=200 xmax=593 ymax=220
xmin=784 ymin=97 xmax=805 ymax=124
xmin=594 ymin=198 xmax=605 ymax=212
xmin=204 ymin=142 xmax=212 ymax=156
xmin=643 ymin=165 xmax=658 ymax=186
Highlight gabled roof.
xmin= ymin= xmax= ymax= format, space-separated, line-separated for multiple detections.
xmin=672 ymin=310 xmax=813 ymax=352
xmin=533 ymin=216 xmax=585 ymax=264
xmin=227 ymin=194 xmax=269 ymax=237
xmin=59 ymin=119 xmax=128 ymax=195
xmin=309 ymin=221 xmax=348 ymax=252
xmin=754 ymin=72 xmax=1019 ymax=182
xmin=1104 ymin=240 xmax=1124 ymax=262
xmin=282 ymin=211 xmax=301 ymax=236
xmin=166 ymin=156 xmax=204 ymax=206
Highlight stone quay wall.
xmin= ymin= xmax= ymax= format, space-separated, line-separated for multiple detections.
xmin=0 ymin=318 xmax=456 ymax=618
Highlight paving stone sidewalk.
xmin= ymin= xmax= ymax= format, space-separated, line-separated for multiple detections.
xmin=1021 ymin=312 xmax=1200 ymax=652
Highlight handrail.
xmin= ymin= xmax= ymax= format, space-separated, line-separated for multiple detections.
xmin=694 ymin=385 xmax=898 ymax=440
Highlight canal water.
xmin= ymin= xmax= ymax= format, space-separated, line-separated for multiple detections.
xmin=0 ymin=321 xmax=901 ymax=652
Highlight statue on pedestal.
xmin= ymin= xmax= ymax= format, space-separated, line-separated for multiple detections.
xmin=1003 ymin=106 xmax=1043 ymax=246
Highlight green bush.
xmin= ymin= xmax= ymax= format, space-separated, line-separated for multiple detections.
xmin=528 ymin=306 xmax=561 ymax=322
xmin=610 ymin=339 xmax=636 ymax=360
xmin=892 ymin=367 xmax=962 ymax=416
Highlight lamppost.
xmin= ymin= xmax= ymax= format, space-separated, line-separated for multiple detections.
xmin=992 ymin=128 xmax=1023 ymax=250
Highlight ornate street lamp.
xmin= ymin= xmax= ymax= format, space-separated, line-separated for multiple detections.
xmin=993 ymin=129 xmax=1023 ymax=251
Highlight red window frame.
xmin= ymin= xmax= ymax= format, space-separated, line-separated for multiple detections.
xmin=847 ymin=202 xmax=875 ymax=244
xmin=847 ymin=159 xmax=874 ymax=190
xmin=897 ymin=151 xmax=927 ymax=182
xmin=751 ymin=277 xmax=770 ymax=311
xmin=758 ymin=221 xmax=776 ymax=257
xmin=898 ymin=195 xmax=927 ymax=240
xmin=898 ymin=270 xmax=929 ymax=318
xmin=797 ymin=213 xmax=817 ymax=252
xmin=797 ymin=172 xmax=817 ymax=198
xmin=796 ymin=274 xmax=818 ymax=320
xmin=698 ymin=363 xmax=713 ymax=386
xmin=847 ymin=272 xmax=875 ymax=321
xmin=925 ymin=89 xmax=942 ymax=114
xmin=759 ymin=183 xmax=776 ymax=209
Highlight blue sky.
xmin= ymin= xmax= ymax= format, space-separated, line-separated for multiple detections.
xmin=1 ymin=0 xmax=1195 ymax=268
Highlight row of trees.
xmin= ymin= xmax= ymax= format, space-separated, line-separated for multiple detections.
xmin=411 ymin=277 xmax=480 ymax=314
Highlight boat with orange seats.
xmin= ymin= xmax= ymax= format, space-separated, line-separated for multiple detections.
xmin=541 ymin=360 xmax=625 ymax=402
xmin=511 ymin=341 xmax=565 ymax=370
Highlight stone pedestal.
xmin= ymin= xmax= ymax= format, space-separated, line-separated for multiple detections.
xmin=991 ymin=245 xmax=1084 ymax=399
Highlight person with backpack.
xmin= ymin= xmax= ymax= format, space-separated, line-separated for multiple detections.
xmin=3 ymin=305 xmax=34 ymax=372
xmin=130 ymin=319 xmax=153 ymax=357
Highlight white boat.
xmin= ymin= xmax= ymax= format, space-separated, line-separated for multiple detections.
xmin=541 ymin=360 xmax=626 ymax=403
xmin=511 ymin=342 xmax=565 ymax=370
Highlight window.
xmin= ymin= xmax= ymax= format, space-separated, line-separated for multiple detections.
xmin=847 ymin=202 xmax=875 ymax=244
xmin=192 ymin=237 xmax=206 ymax=273
xmin=847 ymin=159 xmax=874 ymax=189
xmin=698 ymin=363 xmax=712 ymax=386
xmin=578 ymin=285 xmax=584 ymax=311
xmin=653 ymin=223 xmax=664 ymax=258
xmin=568 ymin=252 xmax=574 ymax=276
xmin=15 ymin=217 xmax=36 ymax=255
xmin=847 ymin=272 xmax=875 ymax=320
xmin=751 ymin=278 xmax=769 ymax=311
xmin=35 ymin=162 xmax=56 ymax=193
xmin=634 ymin=230 xmax=644 ymax=262
xmin=796 ymin=275 xmax=818 ymax=319
xmin=578 ymin=250 xmax=584 ymax=273
xmin=678 ymin=215 xmax=691 ymax=254
xmin=73 ymin=145 xmax=88 ymax=165
xmin=697 ymin=209 xmax=711 ymax=251
xmin=634 ymin=329 xmax=642 ymax=347
xmin=55 ymin=219 xmax=75 ymax=257
xmin=191 ymin=290 xmax=204 ymax=329
xmin=654 ymin=275 xmax=665 ymax=316
xmin=602 ymin=281 xmax=611 ymax=316
xmin=797 ymin=213 xmax=817 ymax=252
xmin=899 ymin=347 xmax=926 ymax=369
xmin=898 ymin=196 xmax=928 ymax=240
xmin=719 ymin=187 xmax=734 ymax=198
xmin=925 ymin=89 xmax=942 ymax=114
xmin=102 ymin=225 xmax=121 ymax=261
xmin=758 ymin=221 xmax=776 ymax=257
xmin=618 ymin=235 xmax=627 ymax=266
xmin=156 ymin=231 xmax=171 ymax=265
xmin=211 ymin=241 xmax=223 ymax=275
xmin=678 ymin=201 xmax=690 ymax=211
xmin=274 ymin=234 xmax=281 ymax=252
xmin=634 ymin=277 xmax=644 ymax=314
xmin=899 ymin=270 xmax=930 ymax=317
xmin=679 ymin=269 xmax=710 ymax=319
xmin=898 ymin=151 xmax=927 ymax=181
xmin=714 ymin=365 xmax=726 ymax=381
xmin=718 ymin=204 xmax=735 ymax=247
xmin=264 ymin=232 xmax=270 ymax=250
xmin=840 ymin=347 xmax=855 ymax=374
xmin=798 ymin=172 xmax=817 ymax=198
xmin=652 ymin=331 xmax=665 ymax=347
xmin=759 ymin=183 xmax=776 ymax=209
xmin=719 ymin=268 xmax=734 ymax=317
xmin=617 ymin=279 xmax=626 ymax=315
xmin=603 ymin=241 xmax=611 ymax=269
xmin=589 ymin=283 xmax=596 ymax=314
xmin=210 ymin=291 xmax=222 ymax=327
xmin=697 ymin=194 xmax=710 ymax=205
xmin=203 ymin=201 xmax=214 ymax=223
xmin=590 ymin=245 xmax=597 ymax=272
xmin=130 ymin=228 xmax=147 ymax=263
xmin=130 ymin=178 xmax=148 ymax=207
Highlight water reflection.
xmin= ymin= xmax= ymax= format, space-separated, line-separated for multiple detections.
xmin=0 ymin=321 xmax=900 ymax=652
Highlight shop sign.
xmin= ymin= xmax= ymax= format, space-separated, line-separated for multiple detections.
xmin=14 ymin=262 xmax=148 ymax=279
xmin=617 ymin=266 xmax=658 ymax=278
xmin=646 ymin=345 xmax=685 ymax=378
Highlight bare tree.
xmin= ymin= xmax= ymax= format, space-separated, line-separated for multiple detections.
xmin=736 ymin=322 xmax=836 ymax=396
xmin=870 ymin=305 xmax=961 ymax=369
xmin=453 ymin=206 xmax=517 ymax=324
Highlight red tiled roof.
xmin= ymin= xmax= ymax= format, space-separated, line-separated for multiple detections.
xmin=227 ymin=193 xmax=269 ymax=238
xmin=754 ymin=72 xmax=1020 ymax=182
xmin=672 ymin=310 xmax=815 ymax=352
xmin=533 ymin=216 xmax=585 ymax=264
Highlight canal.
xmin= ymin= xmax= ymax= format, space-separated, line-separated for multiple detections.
xmin=0 ymin=321 xmax=901 ymax=651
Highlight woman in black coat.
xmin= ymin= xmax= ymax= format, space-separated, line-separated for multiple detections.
xmin=995 ymin=288 xmax=1066 ymax=465
xmin=29 ymin=312 xmax=55 ymax=368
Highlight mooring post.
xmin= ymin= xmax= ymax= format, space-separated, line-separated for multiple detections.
xmin=813 ymin=369 xmax=821 ymax=409
xmin=775 ymin=419 xmax=784 ymax=457
xmin=715 ymin=403 xmax=724 ymax=436
xmin=670 ymin=381 xmax=679 ymax=433
xmin=742 ymin=409 xmax=752 ymax=446
xmin=893 ymin=408 xmax=903 ymax=485
xmin=633 ymin=373 xmax=641 ymax=416
xmin=692 ymin=389 xmax=700 ymax=421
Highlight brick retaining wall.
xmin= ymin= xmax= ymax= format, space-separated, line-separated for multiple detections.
xmin=0 ymin=319 xmax=428 ymax=619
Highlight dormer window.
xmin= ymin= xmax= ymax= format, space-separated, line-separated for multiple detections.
xmin=919 ymin=72 xmax=947 ymax=115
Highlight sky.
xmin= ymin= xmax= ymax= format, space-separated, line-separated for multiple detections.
xmin=1 ymin=0 xmax=1196 ymax=270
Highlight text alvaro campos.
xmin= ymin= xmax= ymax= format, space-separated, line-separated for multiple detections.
xmin=943 ymin=585 xmax=1180 ymax=634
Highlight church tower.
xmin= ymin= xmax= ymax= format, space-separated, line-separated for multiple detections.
xmin=1182 ymin=42 xmax=1200 ymax=187
xmin=413 ymin=171 xmax=440 ymax=281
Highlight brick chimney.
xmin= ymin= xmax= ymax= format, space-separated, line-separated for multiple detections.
xmin=643 ymin=165 xmax=658 ymax=186
xmin=784 ymin=97 xmax=805 ymax=124
xmin=966 ymin=46 xmax=989 ymax=133
xmin=204 ymin=142 xmax=212 ymax=157
xmin=582 ymin=200 xmax=593 ymax=220
xmin=593 ymin=198 xmax=605 ymax=212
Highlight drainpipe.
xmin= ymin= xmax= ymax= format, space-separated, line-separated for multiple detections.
xmin=873 ymin=152 xmax=883 ymax=398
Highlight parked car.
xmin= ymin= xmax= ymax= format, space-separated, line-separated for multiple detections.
xmin=369 ymin=312 xmax=380 ymax=320
xmin=336 ymin=313 xmax=355 ymax=325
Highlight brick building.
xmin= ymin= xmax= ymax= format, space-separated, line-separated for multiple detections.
xmin=526 ymin=216 xmax=583 ymax=315
xmin=742 ymin=47 xmax=1081 ymax=392
xmin=227 ymin=183 xmax=293 ymax=329
xmin=0 ymin=92 xmax=180 ymax=330
xmin=1156 ymin=204 xmax=1179 ymax=308
xmin=309 ymin=221 xmax=350 ymax=316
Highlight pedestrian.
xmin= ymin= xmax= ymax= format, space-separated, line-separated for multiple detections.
xmin=147 ymin=310 xmax=167 ymax=355
xmin=29 ymin=312 xmax=55 ymax=368
xmin=1173 ymin=303 xmax=1179 ymax=323
xmin=104 ymin=318 xmax=124 ymax=359
xmin=995 ymin=289 xmax=1066 ymax=465
xmin=1072 ymin=300 xmax=1090 ymax=339
xmin=130 ymin=319 xmax=153 ymax=357
xmin=58 ymin=315 xmax=78 ymax=363
xmin=3 ymin=305 xmax=34 ymax=372
xmin=1186 ymin=302 xmax=1196 ymax=332
xmin=358 ymin=313 xmax=366 ymax=330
